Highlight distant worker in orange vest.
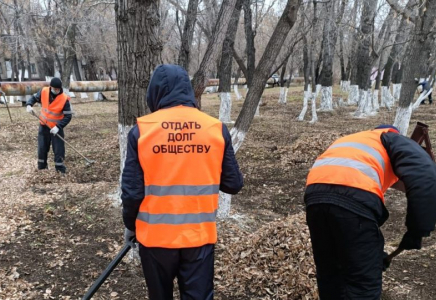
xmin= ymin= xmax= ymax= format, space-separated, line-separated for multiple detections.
xmin=121 ymin=64 xmax=243 ymax=300
xmin=304 ymin=125 xmax=436 ymax=300
xmin=26 ymin=77 xmax=73 ymax=173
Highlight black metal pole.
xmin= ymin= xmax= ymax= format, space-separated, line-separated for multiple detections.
xmin=0 ymin=92 xmax=13 ymax=123
xmin=82 ymin=242 xmax=133 ymax=300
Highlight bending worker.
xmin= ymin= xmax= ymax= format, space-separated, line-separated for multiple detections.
xmin=121 ymin=64 xmax=243 ymax=300
xmin=304 ymin=125 xmax=436 ymax=299
xmin=417 ymin=79 xmax=433 ymax=105
xmin=26 ymin=77 xmax=72 ymax=173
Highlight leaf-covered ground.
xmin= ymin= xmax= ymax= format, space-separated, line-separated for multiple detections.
xmin=1 ymin=87 xmax=436 ymax=299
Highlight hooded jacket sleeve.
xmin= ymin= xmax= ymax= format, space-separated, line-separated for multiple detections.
xmin=381 ymin=132 xmax=436 ymax=237
xmin=56 ymin=100 xmax=73 ymax=129
xmin=219 ymin=124 xmax=243 ymax=194
xmin=121 ymin=126 xmax=145 ymax=231
xmin=26 ymin=90 xmax=42 ymax=106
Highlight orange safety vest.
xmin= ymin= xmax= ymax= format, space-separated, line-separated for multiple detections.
xmin=135 ymin=105 xmax=225 ymax=248
xmin=40 ymin=87 xmax=69 ymax=128
xmin=306 ymin=128 xmax=399 ymax=202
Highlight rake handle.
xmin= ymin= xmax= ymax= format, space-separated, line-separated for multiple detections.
xmin=31 ymin=111 xmax=94 ymax=164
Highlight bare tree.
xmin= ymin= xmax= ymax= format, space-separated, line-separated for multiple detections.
xmin=318 ymin=0 xmax=347 ymax=111
xmin=391 ymin=0 xmax=436 ymax=134
xmin=353 ymin=0 xmax=377 ymax=117
xmin=231 ymin=0 xmax=300 ymax=152
xmin=191 ymin=0 xmax=238 ymax=108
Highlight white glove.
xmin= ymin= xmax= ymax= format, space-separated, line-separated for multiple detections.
xmin=50 ymin=126 xmax=59 ymax=136
xmin=26 ymin=105 xmax=33 ymax=114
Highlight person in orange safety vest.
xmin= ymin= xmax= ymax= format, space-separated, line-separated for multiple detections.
xmin=26 ymin=78 xmax=73 ymax=173
xmin=304 ymin=125 xmax=436 ymax=299
xmin=121 ymin=64 xmax=243 ymax=300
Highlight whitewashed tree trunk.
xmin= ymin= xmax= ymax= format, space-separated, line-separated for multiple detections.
xmin=381 ymin=86 xmax=394 ymax=109
xmin=346 ymin=81 xmax=350 ymax=92
xmin=80 ymin=93 xmax=88 ymax=99
xmin=372 ymin=89 xmax=379 ymax=112
xmin=217 ymin=192 xmax=231 ymax=218
xmin=364 ymin=90 xmax=374 ymax=115
xmin=354 ymin=89 xmax=369 ymax=118
xmin=255 ymin=102 xmax=260 ymax=117
xmin=229 ymin=127 xmax=245 ymax=154
xmin=309 ymin=92 xmax=318 ymax=123
xmin=8 ymin=96 xmax=15 ymax=104
xmin=298 ymin=89 xmax=311 ymax=121
xmin=219 ymin=92 xmax=232 ymax=123
xmin=347 ymin=85 xmax=359 ymax=105
xmin=393 ymin=104 xmax=412 ymax=135
xmin=319 ymin=86 xmax=333 ymax=111
xmin=233 ymin=85 xmax=241 ymax=100
xmin=316 ymin=84 xmax=321 ymax=96
xmin=340 ymin=80 xmax=350 ymax=92
xmin=278 ymin=87 xmax=288 ymax=104
xmin=393 ymin=83 xmax=402 ymax=101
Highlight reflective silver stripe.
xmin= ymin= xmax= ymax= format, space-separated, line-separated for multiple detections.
xmin=313 ymin=157 xmax=382 ymax=188
xmin=43 ymin=117 xmax=60 ymax=123
xmin=38 ymin=159 xmax=45 ymax=163
xmin=144 ymin=184 xmax=220 ymax=196
xmin=330 ymin=142 xmax=385 ymax=169
xmin=42 ymin=107 xmax=63 ymax=117
xmin=63 ymin=110 xmax=73 ymax=114
xmin=55 ymin=162 xmax=65 ymax=166
xmin=137 ymin=210 xmax=217 ymax=224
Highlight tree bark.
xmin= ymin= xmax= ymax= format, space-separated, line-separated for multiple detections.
xmin=243 ymin=0 xmax=256 ymax=87
xmin=355 ymin=0 xmax=377 ymax=90
xmin=231 ymin=0 xmax=300 ymax=152
xmin=191 ymin=0 xmax=238 ymax=108
xmin=178 ymin=0 xmax=199 ymax=73
xmin=115 ymin=0 xmax=162 ymax=125
xmin=115 ymin=0 xmax=163 ymax=200
xmin=218 ymin=0 xmax=243 ymax=93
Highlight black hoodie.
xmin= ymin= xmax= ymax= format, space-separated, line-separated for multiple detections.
xmin=121 ymin=64 xmax=243 ymax=231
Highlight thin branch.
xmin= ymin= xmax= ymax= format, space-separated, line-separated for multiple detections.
xmin=385 ymin=0 xmax=415 ymax=24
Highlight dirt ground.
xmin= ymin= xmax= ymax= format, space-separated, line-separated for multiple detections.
xmin=1 ymin=87 xmax=436 ymax=299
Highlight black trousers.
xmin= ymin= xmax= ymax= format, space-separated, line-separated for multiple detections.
xmin=306 ymin=204 xmax=384 ymax=300
xmin=421 ymin=90 xmax=433 ymax=104
xmin=139 ymin=243 xmax=214 ymax=300
xmin=37 ymin=125 xmax=66 ymax=173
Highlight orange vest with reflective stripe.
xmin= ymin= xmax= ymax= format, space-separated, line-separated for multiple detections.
xmin=306 ymin=128 xmax=399 ymax=202
xmin=40 ymin=87 xmax=69 ymax=128
xmin=136 ymin=105 xmax=225 ymax=248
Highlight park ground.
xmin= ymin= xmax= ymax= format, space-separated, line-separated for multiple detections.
xmin=1 ymin=86 xmax=436 ymax=299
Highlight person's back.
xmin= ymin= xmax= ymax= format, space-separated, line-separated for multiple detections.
xmin=304 ymin=125 xmax=436 ymax=299
xmin=121 ymin=64 xmax=243 ymax=300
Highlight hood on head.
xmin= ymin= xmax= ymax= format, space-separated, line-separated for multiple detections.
xmin=146 ymin=64 xmax=197 ymax=112
xmin=375 ymin=124 xmax=399 ymax=133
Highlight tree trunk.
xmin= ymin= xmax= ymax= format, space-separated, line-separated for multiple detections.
xmin=218 ymin=0 xmax=243 ymax=122
xmin=231 ymin=0 xmax=300 ymax=152
xmin=115 ymin=0 xmax=163 ymax=200
xmin=319 ymin=0 xmax=342 ymax=111
xmin=354 ymin=0 xmax=377 ymax=117
xmin=73 ymin=54 xmax=82 ymax=81
xmin=178 ymin=0 xmax=199 ymax=73
xmin=393 ymin=0 xmax=436 ymax=135
xmin=278 ymin=58 xmax=288 ymax=104
xmin=191 ymin=0 xmax=238 ymax=108
xmin=243 ymin=0 xmax=256 ymax=87
xmin=60 ymin=23 xmax=77 ymax=91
